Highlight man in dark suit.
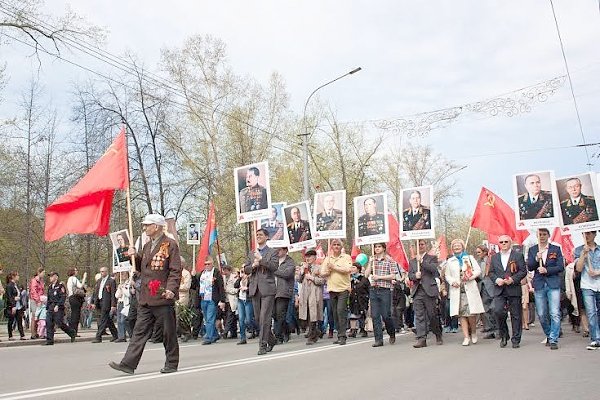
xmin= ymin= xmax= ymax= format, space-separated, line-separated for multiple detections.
xmin=408 ymin=240 xmax=443 ymax=348
xmin=287 ymin=207 xmax=311 ymax=244
xmin=560 ymin=177 xmax=598 ymax=225
xmin=244 ymin=228 xmax=279 ymax=355
xmin=489 ymin=235 xmax=527 ymax=348
xmin=403 ymin=190 xmax=431 ymax=231
xmin=91 ymin=267 xmax=118 ymax=343
xmin=273 ymin=247 xmax=296 ymax=344
xmin=518 ymin=174 xmax=554 ymax=220
xmin=109 ymin=213 xmax=182 ymax=374
xmin=527 ymin=228 xmax=564 ymax=350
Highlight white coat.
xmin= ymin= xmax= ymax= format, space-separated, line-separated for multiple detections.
xmin=445 ymin=254 xmax=485 ymax=317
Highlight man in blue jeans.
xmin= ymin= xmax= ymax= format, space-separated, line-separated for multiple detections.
xmin=574 ymin=230 xmax=600 ymax=350
xmin=527 ymin=228 xmax=564 ymax=350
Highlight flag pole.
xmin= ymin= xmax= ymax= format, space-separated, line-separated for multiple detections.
xmin=537 ymin=229 xmax=543 ymax=269
xmin=192 ymin=244 xmax=196 ymax=271
xmin=416 ymin=240 xmax=421 ymax=273
xmin=465 ymin=225 xmax=472 ymax=249
xmin=123 ymin=124 xmax=137 ymax=276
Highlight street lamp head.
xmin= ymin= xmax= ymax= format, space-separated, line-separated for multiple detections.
xmin=349 ymin=67 xmax=362 ymax=75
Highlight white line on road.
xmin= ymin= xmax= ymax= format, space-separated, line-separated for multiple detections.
xmin=0 ymin=339 xmax=371 ymax=399
xmin=115 ymin=342 xmax=204 ymax=354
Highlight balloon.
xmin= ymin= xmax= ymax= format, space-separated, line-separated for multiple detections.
xmin=355 ymin=253 xmax=368 ymax=267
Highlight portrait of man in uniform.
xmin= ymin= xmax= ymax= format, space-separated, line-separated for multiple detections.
xmin=402 ymin=190 xmax=431 ymax=231
xmin=110 ymin=230 xmax=131 ymax=264
xmin=357 ymin=196 xmax=386 ymax=237
xmin=286 ymin=206 xmax=312 ymax=244
xmin=315 ymin=191 xmax=344 ymax=232
xmin=517 ymin=173 xmax=555 ymax=220
xmin=558 ymin=176 xmax=598 ymax=226
xmin=261 ymin=204 xmax=285 ymax=241
xmin=187 ymin=224 xmax=199 ymax=241
xmin=235 ymin=162 xmax=272 ymax=222
xmin=239 ymin=166 xmax=268 ymax=213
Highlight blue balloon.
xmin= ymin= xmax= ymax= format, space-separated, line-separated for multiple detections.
xmin=355 ymin=253 xmax=368 ymax=267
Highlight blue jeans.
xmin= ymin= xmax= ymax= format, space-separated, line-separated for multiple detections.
xmin=200 ymin=299 xmax=218 ymax=342
xmin=238 ymin=299 xmax=256 ymax=340
xmin=582 ymin=289 xmax=600 ymax=343
xmin=534 ymin=286 xmax=561 ymax=344
xmin=370 ymin=287 xmax=394 ymax=342
xmin=321 ymin=299 xmax=335 ymax=333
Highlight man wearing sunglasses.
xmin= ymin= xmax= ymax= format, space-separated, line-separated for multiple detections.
xmin=489 ymin=235 xmax=527 ymax=348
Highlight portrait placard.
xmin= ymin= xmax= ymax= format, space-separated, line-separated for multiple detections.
xmin=354 ymin=192 xmax=389 ymax=245
xmin=556 ymin=172 xmax=600 ymax=234
xmin=283 ymin=201 xmax=316 ymax=252
xmin=513 ymin=170 xmax=560 ymax=230
xmin=110 ymin=229 xmax=132 ymax=272
xmin=261 ymin=202 xmax=289 ymax=248
xmin=234 ymin=161 xmax=272 ymax=223
xmin=400 ymin=185 xmax=435 ymax=240
xmin=187 ymin=222 xmax=200 ymax=245
xmin=313 ymin=190 xmax=346 ymax=239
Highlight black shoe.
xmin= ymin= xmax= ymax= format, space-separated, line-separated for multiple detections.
xmin=484 ymin=333 xmax=496 ymax=339
xmin=276 ymin=338 xmax=284 ymax=345
xmin=360 ymin=330 xmax=368 ymax=338
xmin=70 ymin=332 xmax=77 ymax=343
xmin=338 ymin=337 xmax=347 ymax=345
xmin=160 ymin=366 xmax=177 ymax=374
xmin=389 ymin=334 xmax=396 ymax=345
xmin=41 ymin=341 xmax=54 ymax=346
xmin=114 ymin=338 xmax=126 ymax=343
xmin=550 ymin=343 xmax=558 ymax=350
xmin=512 ymin=342 xmax=520 ymax=349
xmin=257 ymin=346 xmax=268 ymax=355
xmin=237 ymin=339 xmax=247 ymax=345
xmin=372 ymin=341 xmax=384 ymax=347
xmin=413 ymin=339 xmax=427 ymax=348
xmin=266 ymin=343 xmax=274 ymax=352
xmin=91 ymin=338 xmax=102 ymax=343
xmin=110 ymin=337 xmax=118 ymax=342
xmin=108 ymin=361 xmax=134 ymax=375
xmin=436 ymin=335 xmax=443 ymax=345
xmin=500 ymin=337 xmax=508 ymax=348
xmin=348 ymin=329 xmax=357 ymax=338
xmin=201 ymin=340 xmax=212 ymax=345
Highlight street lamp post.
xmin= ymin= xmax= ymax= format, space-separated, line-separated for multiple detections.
xmin=301 ymin=67 xmax=362 ymax=201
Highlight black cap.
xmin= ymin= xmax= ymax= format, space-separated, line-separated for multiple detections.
xmin=305 ymin=249 xmax=317 ymax=257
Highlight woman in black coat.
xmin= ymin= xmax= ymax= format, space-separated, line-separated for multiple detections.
xmin=5 ymin=271 xmax=26 ymax=340
xmin=348 ymin=263 xmax=370 ymax=338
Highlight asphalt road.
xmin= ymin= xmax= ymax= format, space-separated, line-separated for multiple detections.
xmin=0 ymin=323 xmax=596 ymax=400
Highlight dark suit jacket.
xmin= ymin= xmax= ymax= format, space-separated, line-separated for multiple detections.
xmin=488 ymin=250 xmax=527 ymax=297
xmin=408 ymin=254 xmax=439 ymax=298
xmin=92 ymin=277 xmax=117 ymax=309
xmin=527 ymin=244 xmax=564 ymax=290
xmin=274 ymin=255 xmax=296 ymax=299
xmin=243 ymin=246 xmax=278 ymax=297
xmin=134 ymin=235 xmax=182 ymax=307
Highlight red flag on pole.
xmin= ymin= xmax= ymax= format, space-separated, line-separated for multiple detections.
xmin=44 ymin=129 xmax=129 ymax=241
xmin=551 ymin=227 xmax=574 ymax=264
xmin=387 ymin=213 xmax=410 ymax=271
xmin=350 ymin=239 xmax=360 ymax=261
xmin=196 ymin=202 xmax=218 ymax=273
xmin=471 ymin=187 xmax=529 ymax=244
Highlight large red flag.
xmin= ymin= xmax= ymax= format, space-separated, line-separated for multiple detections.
xmin=196 ymin=202 xmax=218 ymax=272
xmin=44 ymin=129 xmax=128 ymax=241
xmin=387 ymin=213 xmax=410 ymax=271
xmin=471 ymin=187 xmax=529 ymax=244
xmin=551 ymin=227 xmax=574 ymax=264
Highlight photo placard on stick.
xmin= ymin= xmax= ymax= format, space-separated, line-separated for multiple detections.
xmin=400 ymin=185 xmax=435 ymax=240
xmin=283 ymin=201 xmax=316 ymax=252
xmin=513 ymin=170 xmax=560 ymax=230
xmin=187 ymin=222 xmax=200 ymax=245
xmin=261 ymin=202 xmax=289 ymax=248
xmin=354 ymin=192 xmax=389 ymax=245
xmin=556 ymin=172 xmax=600 ymax=234
xmin=110 ymin=229 xmax=132 ymax=273
xmin=234 ymin=161 xmax=272 ymax=223
xmin=314 ymin=190 xmax=346 ymax=239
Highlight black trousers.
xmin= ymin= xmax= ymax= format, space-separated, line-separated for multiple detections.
xmin=96 ymin=305 xmax=118 ymax=340
xmin=413 ymin=287 xmax=442 ymax=340
xmin=7 ymin=309 xmax=25 ymax=338
xmin=121 ymin=304 xmax=179 ymax=370
xmin=274 ymin=297 xmax=290 ymax=339
xmin=493 ymin=295 xmax=522 ymax=344
xmin=224 ymin=302 xmax=238 ymax=338
xmin=46 ymin=306 xmax=74 ymax=343
xmin=252 ymin=293 xmax=275 ymax=347
xmin=329 ymin=290 xmax=349 ymax=339
xmin=68 ymin=296 xmax=84 ymax=334
xmin=480 ymin=286 xmax=497 ymax=332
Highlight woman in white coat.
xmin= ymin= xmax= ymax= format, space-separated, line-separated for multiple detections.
xmin=445 ymin=239 xmax=485 ymax=346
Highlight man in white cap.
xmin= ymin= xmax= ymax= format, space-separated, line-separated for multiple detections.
xmin=109 ymin=213 xmax=182 ymax=374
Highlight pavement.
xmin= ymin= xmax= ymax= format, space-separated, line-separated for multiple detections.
xmin=0 ymin=323 xmax=597 ymax=400
xmin=0 ymin=328 xmax=98 ymax=348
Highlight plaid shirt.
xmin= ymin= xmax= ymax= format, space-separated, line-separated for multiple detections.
xmin=372 ymin=256 xmax=400 ymax=289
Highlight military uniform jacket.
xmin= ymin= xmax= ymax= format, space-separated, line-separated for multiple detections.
xmin=243 ymin=246 xmax=278 ymax=297
xmin=316 ymin=209 xmax=343 ymax=231
xmin=518 ymin=191 xmax=554 ymax=220
xmin=561 ymin=194 xmax=598 ymax=225
xmin=287 ymin=220 xmax=311 ymax=243
xmin=402 ymin=207 xmax=431 ymax=231
xmin=135 ymin=235 xmax=182 ymax=307
xmin=357 ymin=213 xmax=385 ymax=236
xmin=239 ymin=185 xmax=268 ymax=213
xmin=47 ymin=282 xmax=68 ymax=307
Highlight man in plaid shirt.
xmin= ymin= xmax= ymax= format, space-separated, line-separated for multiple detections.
xmin=365 ymin=243 xmax=401 ymax=347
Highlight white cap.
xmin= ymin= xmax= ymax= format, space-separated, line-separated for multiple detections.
xmin=141 ymin=213 xmax=167 ymax=226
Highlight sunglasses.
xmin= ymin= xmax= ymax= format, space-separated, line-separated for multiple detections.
xmin=499 ymin=241 xmax=509 ymax=244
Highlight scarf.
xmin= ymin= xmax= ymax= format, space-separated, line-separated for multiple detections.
xmin=454 ymin=251 xmax=468 ymax=267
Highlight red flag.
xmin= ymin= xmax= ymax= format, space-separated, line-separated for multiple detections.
xmin=387 ymin=213 xmax=410 ymax=271
xmin=350 ymin=239 xmax=360 ymax=261
xmin=471 ymin=187 xmax=529 ymax=244
xmin=551 ymin=227 xmax=574 ymax=264
xmin=315 ymin=243 xmax=326 ymax=265
xmin=196 ymin=202 xmax=218 ymax=272
xmin=44 ymin=129 xmax=128 ymax=241
xmin=437 ymin=235 xmax=448 ymax=262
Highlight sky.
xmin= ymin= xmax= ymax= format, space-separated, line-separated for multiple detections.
xmin=1 ymin=0 xmax=599 ymax=236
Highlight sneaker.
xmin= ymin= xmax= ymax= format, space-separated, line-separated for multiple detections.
xmin=462 ymin=338 xmax=470 ymax=346
xmin=586 ymin=342 xmax=600 ymax=350
xmin=541 ymin=338 xmax=548 ymax=344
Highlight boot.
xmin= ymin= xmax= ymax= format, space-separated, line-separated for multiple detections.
xmin=413 ymin=338 xmax=427 ymax=348
xmin=360 ymin=329 xmax=368 ymax=338
xmin=348 ymin=329 xmax=357 ymax=338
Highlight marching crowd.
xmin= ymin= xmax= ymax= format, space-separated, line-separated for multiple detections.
xmin=2 ymin=222 xmax=600 ymax=368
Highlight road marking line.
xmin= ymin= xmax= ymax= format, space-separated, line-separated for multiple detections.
xmin=0 ymin=339 xmax=371 ymax=399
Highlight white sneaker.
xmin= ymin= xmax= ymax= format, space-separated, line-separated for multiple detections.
xmin=541 ymin=338 xmax=548 ymax=344
xmin=462 ymin=338 xmax=470 ymax=346
xmin=586 ymin=342 xmax=600 ymax=350
xmin=471 ymin=335 xmax=478 ymax=344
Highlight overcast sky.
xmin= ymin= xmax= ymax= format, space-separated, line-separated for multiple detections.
xmin=2 ymin=0 xmax=599 ymax=226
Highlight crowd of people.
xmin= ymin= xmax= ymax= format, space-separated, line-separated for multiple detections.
xmin=2 ymin=222 xmax=600 ymax=368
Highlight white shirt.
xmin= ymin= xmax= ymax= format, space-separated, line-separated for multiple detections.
xmin=539 ymin=246 xmax=549 ymax=264
xmin=98 ymin=276 xmax=108 ymax=299
xmin=67 ymin=276 xmax=83 ymax=297
xmin=500 ymin=250 xmax=511 ymax=271
xmin=571 ymin=197 xmax=581 ymax=205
